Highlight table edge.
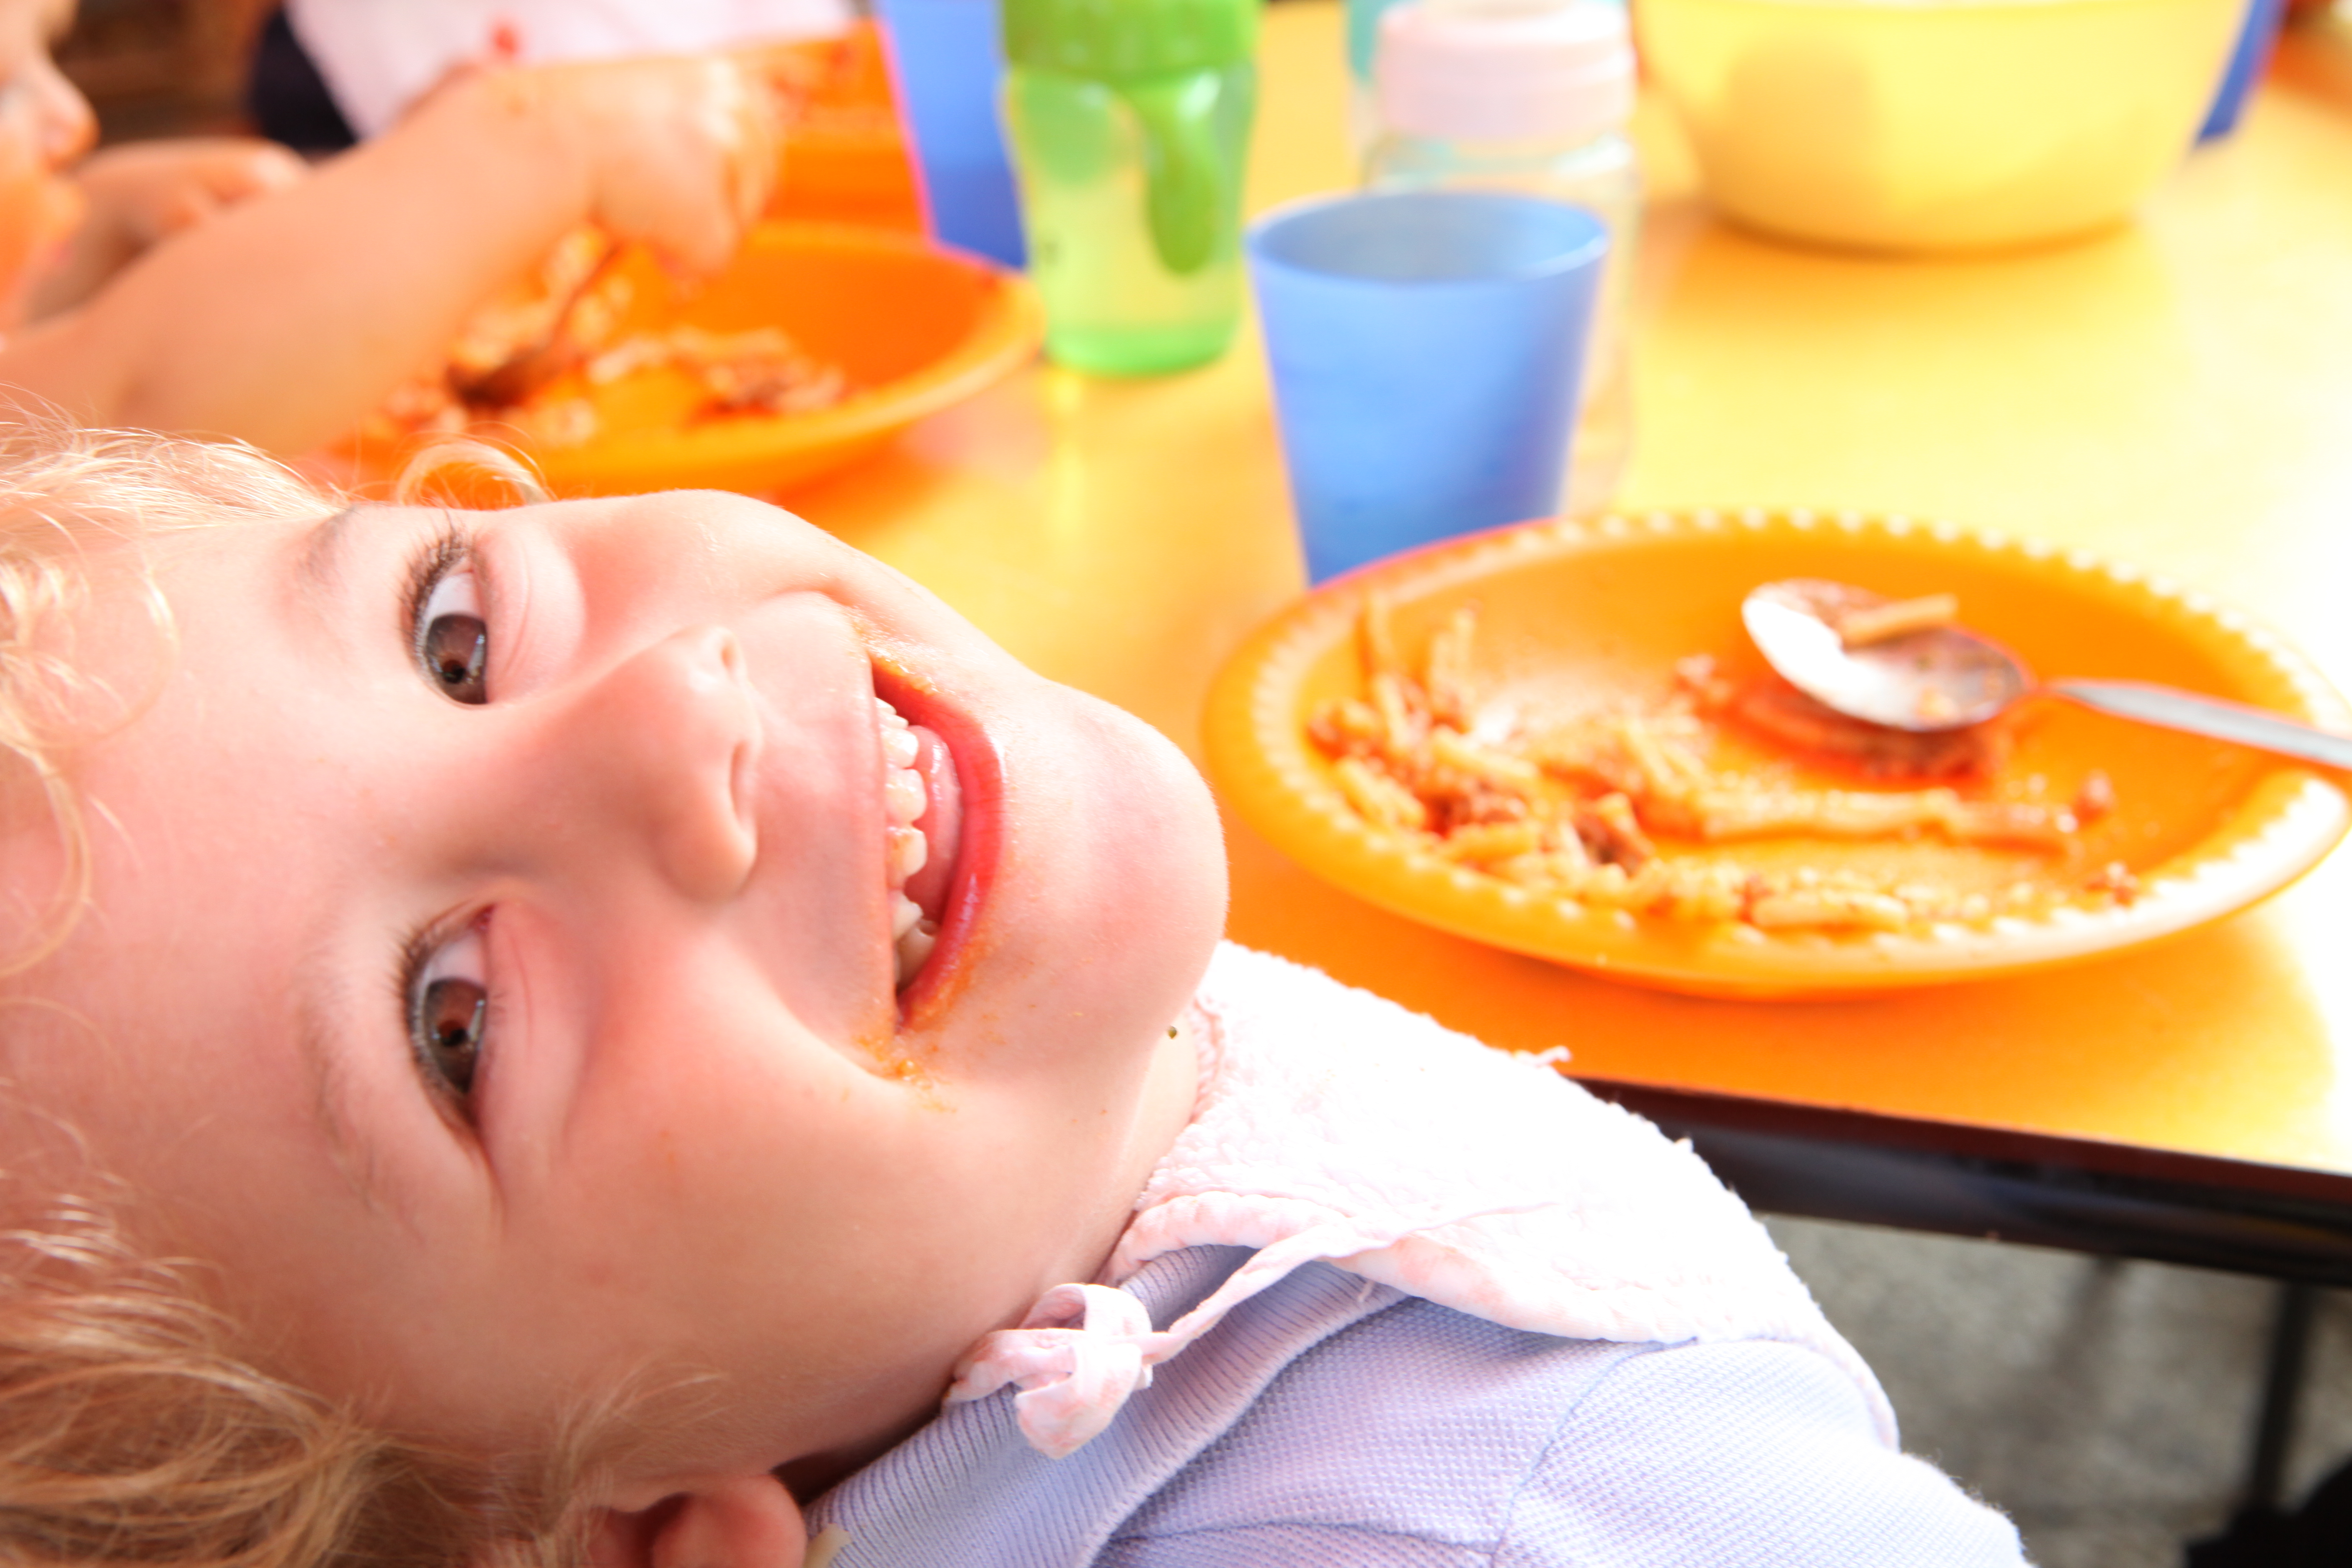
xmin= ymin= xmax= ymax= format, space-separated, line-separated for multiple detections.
xmin=1578 ymin=1074 xmax=2352 ymax=1284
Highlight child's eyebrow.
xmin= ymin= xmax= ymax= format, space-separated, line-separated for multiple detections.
xmin=292 ymin=926 xmax=411 ymax=1220
xmin=293 ymin=505 xmax=364 ymax=607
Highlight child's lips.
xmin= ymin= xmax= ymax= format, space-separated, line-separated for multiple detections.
xmin=873 ymin=676 xmax=998 ymax=1021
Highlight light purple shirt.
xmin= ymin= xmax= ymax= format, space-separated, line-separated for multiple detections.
xmin=807 ymin=1246 xmax=2029 ymax=1566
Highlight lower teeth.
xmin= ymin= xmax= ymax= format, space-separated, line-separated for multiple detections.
xmin=894 ymin=919 xmax=937 ymax=987
xmin=879 ymin=696 xmax=937 ymax=988
xmin=887 ymin=825 xmax=927 ymax=884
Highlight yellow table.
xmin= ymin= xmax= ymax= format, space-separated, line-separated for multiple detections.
xmin=789 ymin=3 xmax=2352 ymax=1276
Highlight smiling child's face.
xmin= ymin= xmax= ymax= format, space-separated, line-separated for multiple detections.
xmin=0 ymin=490 xmax=1225 ymax=1498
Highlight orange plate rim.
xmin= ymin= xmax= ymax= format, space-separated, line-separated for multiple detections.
xmin=1204 ymin=507 xmax=2352 ymax=1000
xmin=530 ymin=222 xmax=1042 ymax=493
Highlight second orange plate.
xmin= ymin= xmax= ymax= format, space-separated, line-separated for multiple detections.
xmin=345 ymin=222 xmax=1043 ymax=499
xmin=537 ymin=222 xmax=1042 ymax=497
xmin=1204 ymin=508 xmax=2352 ymax=998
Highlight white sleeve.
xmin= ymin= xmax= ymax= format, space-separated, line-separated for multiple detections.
xmin=285 ymin=0 xmax=852 ymax=138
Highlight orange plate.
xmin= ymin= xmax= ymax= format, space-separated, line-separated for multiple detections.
xmin=542 ymin=222 xmax=1042 ymax=497
xmin=1204 ymin=508 xmax=2352 ymax=999
xmin=358 ymin=222 xmax=1042 ymax=499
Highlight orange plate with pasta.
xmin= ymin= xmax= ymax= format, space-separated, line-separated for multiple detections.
xmin=346 ymin=221 xmax=1042 ymax=499
xmin=1204 ymin=509 xmax=2352 ymax=998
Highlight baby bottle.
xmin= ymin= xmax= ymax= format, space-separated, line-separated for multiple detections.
xmin=1343 ymin=0 xmax=1411 ymax=148
xmin=1363 ymin=0 xmax=1640 ymax=514
xmin=1001 ymin=0 xmax=1259 ymax=375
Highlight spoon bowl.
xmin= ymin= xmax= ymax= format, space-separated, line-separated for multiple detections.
xmin=1744 ymin=578 xmax=2352 ymax=772
xmin=1742 ymin=578 xmax=2029 ymax=731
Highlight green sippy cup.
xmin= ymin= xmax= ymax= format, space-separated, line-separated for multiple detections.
xmin=1002 ymin=0 xmax=1259 ymax=375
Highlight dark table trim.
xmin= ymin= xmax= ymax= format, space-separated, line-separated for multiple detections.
xmin=1576 ymin=1076 xmax=2352 ymax=1286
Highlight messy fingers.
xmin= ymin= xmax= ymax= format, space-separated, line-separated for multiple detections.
xmin=721 ymin=59 xmax=787 ymax=231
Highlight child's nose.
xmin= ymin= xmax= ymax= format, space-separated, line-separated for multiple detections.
xmin=555 ymin=625 xmax=760 ymax=901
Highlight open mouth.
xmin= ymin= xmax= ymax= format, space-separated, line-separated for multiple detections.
xmin=875 ymin=694 xmax=962 ymax=991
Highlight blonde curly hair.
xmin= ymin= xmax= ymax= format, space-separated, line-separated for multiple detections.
xmin=0 ymin=1173 xmax=591 ymax=1568
xmin=0 ymin=423 xmax=594 ymax=1568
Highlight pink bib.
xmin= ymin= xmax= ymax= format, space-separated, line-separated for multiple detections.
xmin=949 ymin=945 xmax=1890 ymax=1459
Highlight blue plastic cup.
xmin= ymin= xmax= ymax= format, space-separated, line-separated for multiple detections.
xmin=874 ymin=0 xmax=1028 ymax=268
xmin=1248 ymin=191 xmax=1609 ymax=583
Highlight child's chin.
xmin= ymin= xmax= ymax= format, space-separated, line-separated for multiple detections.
xmin=1056 ymin=705 xmax=1229 ymax=1001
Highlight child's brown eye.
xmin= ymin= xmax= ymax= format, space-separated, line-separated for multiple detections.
xmin=416 ymin=566 xmax=489 ymax=705
xmin=408 ymin=921 xmax=491 ymax=1106
xmin=423 ymin=614 xmax=488 ymax=704
xmin=415 ymin=977 xmax=487 ymax=1097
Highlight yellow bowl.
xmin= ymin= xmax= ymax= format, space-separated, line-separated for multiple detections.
xmin=1635 ymin=0 xmax=2246 ymax=253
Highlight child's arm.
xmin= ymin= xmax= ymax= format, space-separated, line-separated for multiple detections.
xmin=0 ymin=55 xmax=776 ymax=454
xmin=19 ymin=138 xmax=310 ymax=320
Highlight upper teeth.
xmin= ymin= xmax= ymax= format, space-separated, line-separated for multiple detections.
xmin=878 ymin=696 xmax=936 ymax=987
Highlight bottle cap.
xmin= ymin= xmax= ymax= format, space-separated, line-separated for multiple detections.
xmin=1376 ymin=0 xmax=1634 ymax=145
xmin=1003 ymin=0 xmax=1259 ymax=80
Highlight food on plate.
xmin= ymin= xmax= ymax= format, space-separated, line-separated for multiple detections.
xmin=1828 ymin=591 xmax=1959 ymax=649
xmin=356 ymin=227 xmax=848 ymax=451
xmin=1306 ymin=595 xmax=2135 ymax=933
xmin=1719 ymin=674 xmax=2008 ymax=780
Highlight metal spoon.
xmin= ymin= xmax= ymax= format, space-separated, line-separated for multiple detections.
xmin=1741 ymin=579 xmax=2352 ymax=770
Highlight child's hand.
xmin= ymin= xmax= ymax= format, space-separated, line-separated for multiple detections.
xmin=0 ymin=52 xmax=781 ymax=452
xmin=589 ymin=1474 xmax=808 ymax=1568
xmin=24 ymin=139 xmax=307 ymax=317
xmin=503 ymin=55 xmax=783 ymax=280
xmin=79 ymin=138 xmax=309 ymax=242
